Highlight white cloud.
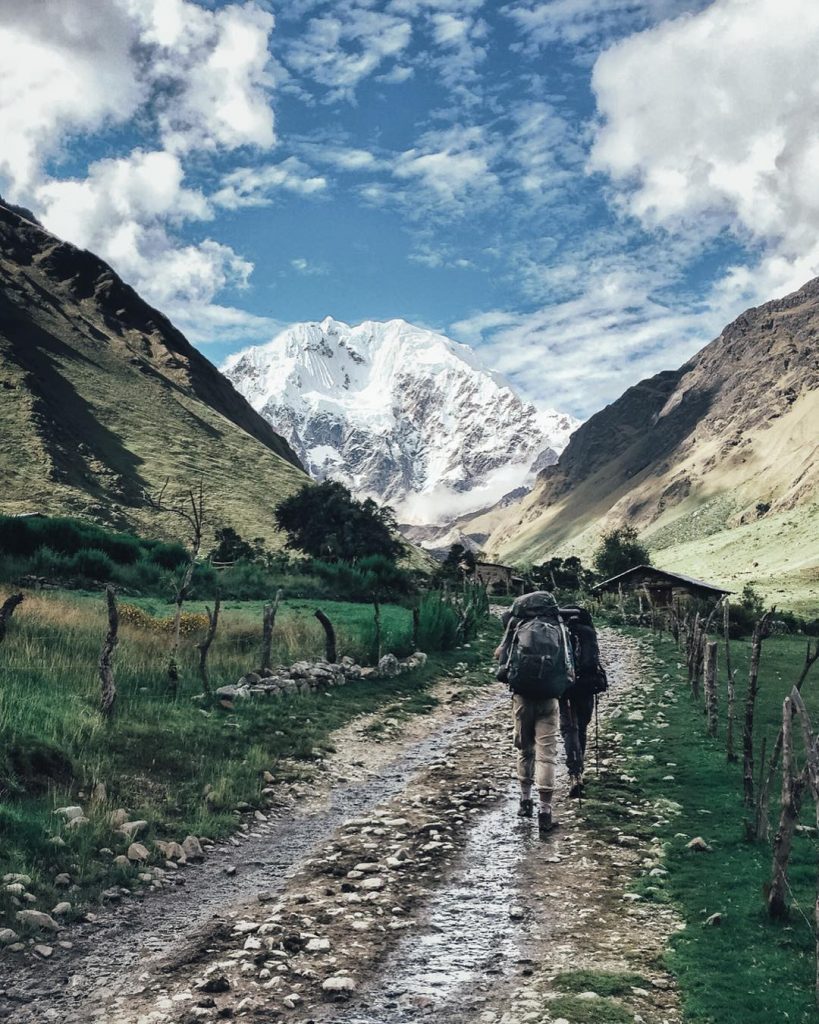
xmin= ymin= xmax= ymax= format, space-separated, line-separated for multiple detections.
xmin=0 ymin=0 xmax=281 ymax=347
xmin=590 ymin=0 xmax=819 ymax=305
xmin=393 ymin=125 xmax=500 ymax=206
xmin=0 ymin=0 xmax=144 ymax=193
xmin=33 ymin=149 xmax=257 ymax=323
xmin=450 ymin=259 xmax=727 ymax=418
xmin=283 ymin=6 xmax=412 ymax=101
xmin=213 ymin=158 xmax=327 ymax=208
xmin=290 ymin=257 xmax=328 ymax=275
xmin=502 ymin=0 xmax=699 ymax=51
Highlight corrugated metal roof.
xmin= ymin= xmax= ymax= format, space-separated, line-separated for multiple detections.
xmin=592 ymin=564 xmax=733 ymax=594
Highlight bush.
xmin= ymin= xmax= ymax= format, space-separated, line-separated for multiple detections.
xmin=593 ymin=526 xmax=651 ymax=580
xmin=67 ymin=548 xmax=115 ymax=580
xmin=416 ymin=592 xmax=460 ymax=651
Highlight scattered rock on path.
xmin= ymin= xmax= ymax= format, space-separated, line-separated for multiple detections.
xmin=16 ymin=910 xmax=59 ymax=931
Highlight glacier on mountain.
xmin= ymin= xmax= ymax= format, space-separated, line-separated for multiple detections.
xmin=221 ymin=317 xmax=578 ymax=526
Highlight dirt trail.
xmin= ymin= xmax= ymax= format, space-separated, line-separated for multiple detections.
xmin=1 ymin=631 xmax=683 ymax=1024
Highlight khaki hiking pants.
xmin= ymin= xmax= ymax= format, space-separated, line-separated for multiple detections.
xmin=512 ymin=695 xmax=559 ymax=792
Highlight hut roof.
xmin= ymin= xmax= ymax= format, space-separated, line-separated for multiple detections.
xmin=591 ymin=564 xmax=733 ymax=596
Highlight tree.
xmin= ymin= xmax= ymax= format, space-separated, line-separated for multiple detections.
xmin=438 ymin=544 xmax=476 ymax=583
xmin=209 ymin=527 xmax=254 ymax=564
xmin=146 ymin=478 xmax=207 ymax=693
xmin=274 ymin=481 xmax=404 ymax=563
xmin=593 ymin=526 xmax=651 ymax=580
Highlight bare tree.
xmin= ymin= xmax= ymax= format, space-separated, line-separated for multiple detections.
xmin=743 ymin=610 xmax=774 ymax=807
xmin=261 ymin=590 xmax=283 ymax=671
xmin=99 ymin=586 xmax=119 ymax=718
xmin=146 ymin=478 xmax=207 ymax=693
xmin=0 ymin=592 xmax=24 ymax=645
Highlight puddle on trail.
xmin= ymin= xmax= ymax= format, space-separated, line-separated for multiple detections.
xmin=322 ymin=782 xmax=546 ymax=1024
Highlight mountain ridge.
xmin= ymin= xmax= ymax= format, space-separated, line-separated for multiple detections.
xmin=223 ymin=316 xmax=578 ymax=527
xmin=485 ymin=277 xmax=819 ymax=609
xmin=0 ymin=201 xmax=307 ymax=544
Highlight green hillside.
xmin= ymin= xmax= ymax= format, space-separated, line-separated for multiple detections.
xmin=0 ymin=202 xmax=308 ymax=546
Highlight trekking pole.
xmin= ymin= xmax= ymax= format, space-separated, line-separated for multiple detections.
xmin=594 ymin=694 xmax=600 ymax=777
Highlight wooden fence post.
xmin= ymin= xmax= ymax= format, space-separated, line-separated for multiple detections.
xmin=768 ymin=695 xmax=807 ymax=917
xmin=0 ymin=592 xmax=24 ymax=645
xmin=261 ymin=589 xmax=282 ymax=671
xmin=705 ymin=641 xmax=719 ymax=737
xmin=197 ymin=595 xmax=221 ymax=696
xmin=99 ymin=586 xmax=119 ymax=719
xmin=743 ymin=611 xmax=773 ymax=806
xmin=724 ymin=599 xmax=737 ymax=762
xmin=314 ymin=609 xmax=337 ymax=664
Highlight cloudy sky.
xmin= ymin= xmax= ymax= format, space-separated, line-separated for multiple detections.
xmin=2 ymin=0 xmax=818 ymax=419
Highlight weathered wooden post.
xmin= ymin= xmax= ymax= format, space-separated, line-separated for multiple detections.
xmin=412 ymin=606 xmax=420 ymax=651
xmin=261 ymin=589 xmax=283 ymax=671
xmin=314 ymin=609 xmax=337 ymax=664
xmin=724 ymin=599 xmax=737 ymax=762
xmin=705 ymin=641 xmax=719 ymax=737
xmin=768 ymin=694 xmax=806 ymax=917
xmin=197 ymin=595 xmax=221 ymax=696
xmin=743 ymin=611 xmax=773 ymax=806
xmin=99 ymin=586 xmax=119 ymax=718
xmin=0 ymin=592 xmax=23 ymax=645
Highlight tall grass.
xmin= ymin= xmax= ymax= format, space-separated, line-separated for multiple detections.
xmin=0 ymin=585 xmax=497 ymax=923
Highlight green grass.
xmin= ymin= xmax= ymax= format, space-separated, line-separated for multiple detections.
xmin=547 ymin=994 xmax=633 ymax=1023
xmin=597 ymin=628 xmax=819 ymax=1023
xmin=0 ymin=585 xmax=500 ymax=926
xmin=553 ymin=969 xmax=650 ymax=997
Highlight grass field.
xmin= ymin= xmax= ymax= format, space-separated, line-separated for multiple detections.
xmin=589 ymin=628 xmax=819 ymax=1022
xmin=0 ymin=585 xmax=499 ymax=929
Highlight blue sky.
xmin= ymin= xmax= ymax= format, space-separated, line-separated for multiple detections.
xmin=2 ymin=0 xmax=818 ymax=418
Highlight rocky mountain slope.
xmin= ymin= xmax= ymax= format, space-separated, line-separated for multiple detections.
xmin=0 ymin=201 xmax=307 ymax=544
xmin=222 ymin=318 xmax=578 ymax=527
xmin=486 ymin=278 xmax=819 ymax=609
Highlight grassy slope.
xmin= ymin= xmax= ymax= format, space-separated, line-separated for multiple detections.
xmin=0 ymin=202 xmax=307 ymax=546
xmin=0 ymin=586 xmax=500 ymax=927
xmin=593 ymin=628 xmax=819 ymax=1022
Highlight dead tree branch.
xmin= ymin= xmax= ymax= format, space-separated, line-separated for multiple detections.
xmin=705 ymin=641 xmax=719 ymax=737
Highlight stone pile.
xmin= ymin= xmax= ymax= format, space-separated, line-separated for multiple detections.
xmin=215 ymin=651 xmax=428 ymax=705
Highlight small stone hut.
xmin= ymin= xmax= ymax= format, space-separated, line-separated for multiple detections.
xmin=474 ymin=561 xmax=526 ymax=595
xmin=591 ymin=565 xmax=732 ymax=607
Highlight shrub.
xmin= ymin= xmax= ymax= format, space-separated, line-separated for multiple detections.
xmin=67 ymin=548 xmax=115 ymax=580
xmin=416 ymin=592 xmax=460 ymax=651
xmin=593 ymin=526 xmax=651 ymax=580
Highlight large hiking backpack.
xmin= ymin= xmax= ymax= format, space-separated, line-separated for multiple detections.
xmin=505 ymin=592 xmax=576 ymax=700
xmin=559 ymin=606 xmax=608 ymax=695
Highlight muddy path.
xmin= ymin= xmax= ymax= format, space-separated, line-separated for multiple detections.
xmin=1 ymin=631 xmax=683 ymax=1024
xmin=0 ymin=670 xmax=504 ymax=1022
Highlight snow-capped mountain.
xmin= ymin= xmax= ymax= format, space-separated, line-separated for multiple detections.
xmin=222 ymin=317 xmax=579 ymax=526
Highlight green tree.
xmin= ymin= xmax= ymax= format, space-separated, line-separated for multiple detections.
xmin=593 ymin=526 xmax=651 ymax=580
xmin=209 ymin=526 xmax=254 ymax=564
xmin=274 ymin=481 xmax=404 ymax=563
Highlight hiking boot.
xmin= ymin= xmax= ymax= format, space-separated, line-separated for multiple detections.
xmin=538 ymin=809 xmax=558 ymax=838
xmin=517 ymin=798 xmax=534 ymax=818
xmin=568 ymin=774 xmax=584 ymax=799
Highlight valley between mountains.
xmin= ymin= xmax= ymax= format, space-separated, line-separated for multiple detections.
xmin=0 ymin=628 xmax=684 ymax=1024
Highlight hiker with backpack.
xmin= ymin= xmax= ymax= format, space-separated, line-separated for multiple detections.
xmin=495 ymin=591 xmax=576 ymax=837
xmin=558 ymin=606 xmax=608 ymax=798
